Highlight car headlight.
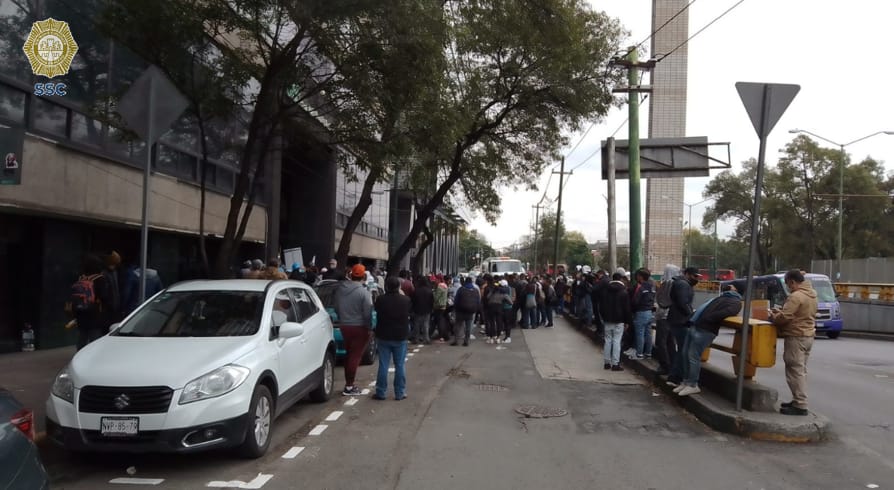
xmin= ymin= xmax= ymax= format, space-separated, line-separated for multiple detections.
xmin=179 ymin=365 xmax=250 ymax=405
xmin=51 ymin=366 xmax=74 ymax=403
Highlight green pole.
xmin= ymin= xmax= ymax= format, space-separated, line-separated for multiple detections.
xmin=712 ymin=217 xmax=718 ymax=280
xmin=628 ymin=47 xmax=643 ymax=272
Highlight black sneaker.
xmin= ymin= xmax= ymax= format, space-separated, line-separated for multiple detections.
xmin=342 ymin=386 xmax=362 ymax=396
xmin=463 ymin=341 xmax=469 ymax=346
xmin=780 ymin=406 xmax=808 ymax=416
xmin=546 ymin=323 xmax=554 ymax=327
xmin=604 ymin=363 xmax=611 ymax=370
xmin=611 ymin=365 xmax=624 ymax=372
xmin=372 ymin=394 xmax=387 ymax=401
xmin=780 ymin=401 xmax=794 ymax=408
xmin=450 ymin=342 xmax=458 ymax=346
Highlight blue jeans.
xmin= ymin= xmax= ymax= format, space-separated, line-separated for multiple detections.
xmin=633 ymin=310 xmax=654 ymax=356
xmin=603 ymin=322 xmax=624 ymax=365
xmin=376 ymin=339 xmax=408 ymax=398
xmin=544 ymin=304 xmax=554 ymax=325
xmin=669 ymin=326 xmax=690 ymax=381
xmin=526 ymin=307 xmax=537 ymax=327
xmin=683 ymin=328 xmax=716 ymax=387
xmin=557 ymin=298 xmax=565 ymax=315
xmin=580 ymin=296 xmax=593 ymax=326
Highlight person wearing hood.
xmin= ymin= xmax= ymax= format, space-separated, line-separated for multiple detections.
xmin=498 ymin=279 xmax=515 ymax=343
xmin=673 ymin=284 xmax=743 ymax=397
xmin=121 ymin=262 xmax=164 ymax=315
xmin=334 ymin=264 xmax=374 ymax=395
xmin=666 ymin=267 xmax=701 ymax=386
xmin=653 ymin=264 xmax=680 ymax=375
xmin=452 ymin=277 xmax=480 ymax=346
xmin=600 ymin=272 xmax=632 ymax=371
xmin=769 ymin=270 xmax=818 ymax=415
xmin=259 ymin=258 xmax=288 ymax=280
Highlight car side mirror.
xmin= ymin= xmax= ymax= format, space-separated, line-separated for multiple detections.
xmin=108 ymin=322 xmax=121 ymax=333
xmin=279 ymin=321 xmax=305 ymax=339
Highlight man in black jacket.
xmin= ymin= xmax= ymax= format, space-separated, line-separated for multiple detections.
xmin=374 ymin=276 xmax=412 ymax=400
xmin=600 ymin=272 xmax=632 ymax=371
xmin=674 ymin=286 xmax=742 ymax=396
xmin=410 ymin=276 xmax=434 ymax=344
xmin=667 ymin=267 xmax=701 ymax=386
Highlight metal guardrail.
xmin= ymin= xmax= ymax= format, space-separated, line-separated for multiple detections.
xmin=835 ymin=283 xmax=894 ymax=302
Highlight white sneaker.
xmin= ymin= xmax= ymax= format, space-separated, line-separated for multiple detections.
xmin=624 ymin=348 xmax=637 ymax=357
xmin=666 ymin=381 xmax=679 ymax=388
xmin=496 ymin=338 xmax=503 ymax=344
xmin=503 ymin=337 xmax=512 ymax=344
xmin=678 ymin=386 xmax=701 ymax=396
xmin=486 ymin=338 xmax=493 ymax=344
xmin=470 ymin=335 xmax=476 ymax=340
xmin=672 ymin=385 xmax=685 ymax=393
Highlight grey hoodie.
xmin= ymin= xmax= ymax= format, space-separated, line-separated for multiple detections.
xmin=334 ymin=280 xmax=373 ymax=328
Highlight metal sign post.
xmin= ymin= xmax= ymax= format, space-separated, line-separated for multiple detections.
xmin=734 ymin=82 xmax=799 ymax=411
xmin=117 ymin=66 xmax=188 ymax=302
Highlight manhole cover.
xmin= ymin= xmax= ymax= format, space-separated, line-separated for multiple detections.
xmin=515 ymin=405 xmax=568 ymax=418
xmin=475 ymin=383 xmax=509 ymax=392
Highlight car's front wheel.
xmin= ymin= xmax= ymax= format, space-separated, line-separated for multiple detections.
xmin=239 ymin=385 xmax=273 ymax=458
xmin=310 ymin=351 xmax=335 ymax=402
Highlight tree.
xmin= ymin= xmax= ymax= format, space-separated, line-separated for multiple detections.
xmin=386 ymin=0 xmax=623 ymax=274
xmin=564 ymin=231 xmax=594 ymax=271
xmin=98 ymin=0 xmax=381 ymax=277
xmin=458 ymin=228 xmax=495 ymax=271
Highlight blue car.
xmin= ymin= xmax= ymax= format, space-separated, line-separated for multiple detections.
xmin=314 ymin=279 xmax=382 ymax=364
xmin=1 ymin=387 xmax=49 ymax=490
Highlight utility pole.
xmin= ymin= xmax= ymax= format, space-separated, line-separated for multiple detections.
xmin=553 ymin=157 xmax=572 ymax=276
xmin=606 ymin=137 xmax=617 ymax=273
xmin=532 ymin=203 xmax=542 ymax=274
xmin=611 ymin=47 xmax=654 ymax=272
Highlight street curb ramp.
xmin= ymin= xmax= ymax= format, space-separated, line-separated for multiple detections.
xmin=562 ymin=313 xmax=831 ymax=443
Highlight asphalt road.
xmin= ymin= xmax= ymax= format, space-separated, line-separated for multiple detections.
xmin=709 ymin=333 xmax=894 ymax=475
xmin=41 ymin=319 xmax=894 ymax=489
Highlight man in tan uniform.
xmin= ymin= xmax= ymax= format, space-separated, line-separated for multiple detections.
xmin=769 ymin=270 xmax=818 ymax=416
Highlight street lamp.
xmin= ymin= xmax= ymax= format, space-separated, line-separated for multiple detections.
xmin=661 ymin=195 xmax=713 ymax=268
xmin=788 ymin=129 xmax=894 ymax=280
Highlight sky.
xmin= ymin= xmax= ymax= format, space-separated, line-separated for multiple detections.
xmin=465 ymin=0 xmax=894 ymax=249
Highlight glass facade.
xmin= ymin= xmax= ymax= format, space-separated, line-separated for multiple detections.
xmin=0 ymin=0 xmax=239 ymax=196
xmin=335 ymin=161 xmax=389 ymax=241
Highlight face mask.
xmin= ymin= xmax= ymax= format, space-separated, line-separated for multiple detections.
xmin=687 ymin=276 xmax=699 ymax=286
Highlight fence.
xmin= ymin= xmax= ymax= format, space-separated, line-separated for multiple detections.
xmin=811 ymin=258 xmax=894 ymax=283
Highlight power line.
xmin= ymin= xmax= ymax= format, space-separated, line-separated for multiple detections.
xmin=619 ymin=0 xmax=698 ymax=62
xmin=657 ymin=0 xmax=747 ymax=62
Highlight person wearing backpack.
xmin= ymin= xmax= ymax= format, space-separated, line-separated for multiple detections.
xmin=485 ymin=279 xmax=509 ymax=343
xmin=654 ymin=264 xmax=680 ymax=375
xmin=631 ymin=268 xmax=657 ymax=359
xmin=543 ymin=278 xmax=557 ymax=328
xmin=432 ymin=279 xmax=450 ymax=343
xmin=69 ymin=254 xmax=113 ymax=350
xmin=452 ymin=277 xmax=480 ymax=346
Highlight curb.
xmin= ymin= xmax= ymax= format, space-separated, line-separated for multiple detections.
xmin=561 ymin=313 xmax=830 ymax=442
xmin=839 ymin=331 xmax=894 ymax=342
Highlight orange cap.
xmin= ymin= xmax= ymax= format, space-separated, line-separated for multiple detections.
xmin=351 ymin=264 xmax=366 ymax=278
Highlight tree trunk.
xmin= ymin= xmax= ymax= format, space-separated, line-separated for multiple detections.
xmin=335 ymin=167 xmax=382 ymax=266
xmin=387 ymin=144 xmax=464 ymax=275
xmin=412 ymin=224 xmax=434 ymax=276
xmin=196 ymin=114 xmax=210 ymax=278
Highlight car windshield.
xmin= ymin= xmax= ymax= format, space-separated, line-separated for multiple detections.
xmin=810 ymin=278 xmax=837 ymax=303
xmin=112 ymin=291 xmax=264 ymax=337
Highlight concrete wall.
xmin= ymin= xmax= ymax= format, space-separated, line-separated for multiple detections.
xmin=0 ymin=135 xmax=266 ymax=241
xmin=334 ymin=228 xmax=388 ymax=261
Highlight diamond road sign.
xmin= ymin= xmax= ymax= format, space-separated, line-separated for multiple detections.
xmin=117 ymin=65 xmax=189 ymax=144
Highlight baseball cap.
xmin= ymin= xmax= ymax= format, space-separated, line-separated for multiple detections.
xmin=351 ymin=264 xmax=366 ymax=278
xmin=683 ymin=267 xmax=703 ymax=278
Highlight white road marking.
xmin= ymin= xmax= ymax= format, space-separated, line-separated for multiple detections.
xmin=344 ymin=397 xmax=359 ymax=406
xmin=874 ymin=374 xmax=889 ymax=378
xmin=416 ymin=344 xmax=424 ymax=348
xmin=361 ymin=388 xmax=370 ymax=395
xmin=110 ymin=478 xmax=164 ymax=485
xmin=206 ymin=473 xmax=273 ymax=488
xmin=281 ymin=446 xmax=305 ymax=459
xmin=325 ymin=411 xmax=344 ymax=421
xmin=308 ymin=425 xmax=328 ymax=436
xmin=866 ymin=484 xmax=879 ymax=489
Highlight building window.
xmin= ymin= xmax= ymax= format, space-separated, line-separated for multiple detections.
xmin=32 ymin=97 xmax=68 ymax=137
xmin=0 ymin=84 xmax=25 ymax=124
xmin=70 ymin=113 xmax=103 ymax=147
xmin=156 ymin=144 xmax=197 ymax=181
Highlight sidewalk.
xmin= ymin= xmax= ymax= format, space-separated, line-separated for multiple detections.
xmin=0 ymin=346 xmax=76 ymax=435
xmin=561 ymin=312 xmax=830 ymax=442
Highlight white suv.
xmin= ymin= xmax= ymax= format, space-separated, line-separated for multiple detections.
xmin=46 ymin=279 xmax=335 ymax=457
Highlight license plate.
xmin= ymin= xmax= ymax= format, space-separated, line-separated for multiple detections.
xmin=816 ymin=322 xmax=824 ymax=328
xmin=101 ymin=417 xmax=139 ymax=437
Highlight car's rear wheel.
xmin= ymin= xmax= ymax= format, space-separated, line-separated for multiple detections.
xmin=361 ymin=336 xmax=378 ymax=365
xmin=239 ymin=385 xmax=273 ymax=458
xmin=826 ymin=331 xmax=840 ymax=339
xmin=310 ymin=351 xmax=335 ymax=402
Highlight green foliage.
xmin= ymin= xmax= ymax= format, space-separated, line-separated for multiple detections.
xmin=458 ymin=228 xmax=496 ymax=270
xmin=704 ymin=135 xmax=894 ymax=273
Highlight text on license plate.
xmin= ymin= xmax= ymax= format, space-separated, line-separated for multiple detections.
xmin=816 ymin=322 xmax=824 ymax=328
xmin=101 ymin=417 xmax=139 ymax=436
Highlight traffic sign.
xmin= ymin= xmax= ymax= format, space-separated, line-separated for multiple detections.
xmin=736 ymin=82 xmax=800 ymax=139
